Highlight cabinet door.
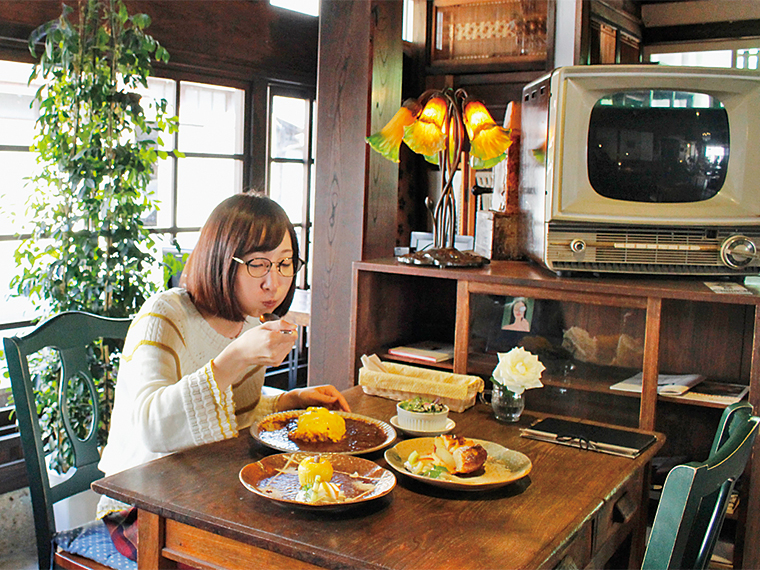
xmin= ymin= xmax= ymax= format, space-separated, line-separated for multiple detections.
xmin=430 ymin=0 xmax=553 ymax=72
xmin=462 ymin=283 xmax=648 ymax=390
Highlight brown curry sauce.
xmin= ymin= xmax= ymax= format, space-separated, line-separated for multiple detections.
xmin=257 ymin=415 xmax=389 ymax=453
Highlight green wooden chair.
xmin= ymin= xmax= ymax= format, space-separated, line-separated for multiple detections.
xmin=642 ymin=401 xmax=759 ymax=570
xmin=4 ymin=312 xmax=132 ymax=570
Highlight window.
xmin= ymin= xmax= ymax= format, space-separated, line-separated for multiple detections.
xmin=267 ymin=88 xmax=315 ymax=289
xmin=0 ymin=60 xmax=44 ymax=331
xmin=646 ymin=39 xmax=760 ymax=70
xmin=269 ymin=0 xmax=319 ymax=17
xmin=0 ymin=63 xmax=247 ymax=388
xmin=0 ymin=56 xmax=315 ymax=390
xmin=141 ymin=79 xmax=246 ymax=261
xmin=403 ymin=0 xmax=414 ymax=42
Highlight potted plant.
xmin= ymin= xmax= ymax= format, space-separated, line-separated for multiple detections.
xmin=8 ymin=0 xmax=179 ymax=472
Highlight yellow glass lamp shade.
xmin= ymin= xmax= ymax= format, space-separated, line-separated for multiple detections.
xmin=402 ymin=95 xmax=447 ymax=159
xmin=365 ymin=99 xmax=421 ymax=163
xmin=463 ymin=99 xmax=511 ymax=169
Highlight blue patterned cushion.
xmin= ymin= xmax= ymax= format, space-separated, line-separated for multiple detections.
xmin=53 ymin=519 xmax=137 ymax=570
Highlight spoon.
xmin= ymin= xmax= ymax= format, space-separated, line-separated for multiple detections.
xmin=259 ymin=312 xmax=295 ymax=334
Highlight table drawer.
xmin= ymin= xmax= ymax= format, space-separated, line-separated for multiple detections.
xmin=593 ymin=470 xmax=643 ymax=557
xmin=554 ymin=520 xmax=593 ymax=569
xmin=163 ymin=519 xmax=323 ymax=570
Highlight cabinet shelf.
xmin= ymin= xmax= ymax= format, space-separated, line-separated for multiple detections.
xmin=351 ymin=259 xmax=760 ymax=419
xmin=379 ymin=350 xmax=455 ymax=370
xmin=411 ymin=349 xmax=744 ymax=410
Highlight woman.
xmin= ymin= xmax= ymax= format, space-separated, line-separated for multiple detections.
xmin=96 ymin=193 xmax=348 ymax=558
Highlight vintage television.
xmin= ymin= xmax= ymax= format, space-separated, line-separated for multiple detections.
xmin=519 ymin=64 xmax=760 ymax=276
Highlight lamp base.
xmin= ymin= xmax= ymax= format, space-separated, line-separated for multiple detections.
xmin=397 ymin=247 xmax=490 ymax=268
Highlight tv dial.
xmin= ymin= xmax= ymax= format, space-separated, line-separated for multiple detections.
xmin=720 ymin=235 xmax=757 ymax=269
xmin=569 ymin=239 xmax=586 ymax=253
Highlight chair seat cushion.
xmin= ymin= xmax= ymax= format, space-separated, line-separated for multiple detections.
xmin=54 ymin=520 xmax=136 ymax=570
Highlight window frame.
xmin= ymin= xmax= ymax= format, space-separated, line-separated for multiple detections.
xmin=266 ymin=82 xmax=316 ymax=290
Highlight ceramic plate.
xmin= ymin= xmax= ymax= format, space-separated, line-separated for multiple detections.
xmin=389 ymin=416 xmax=456 ymax=437
xmin=239 ymin=452 xmax=396 ymax=510
xmin=384 ymin=437 xmax=531 ymax=491
xmin=251 ymin=410 xmax=396 ymax=455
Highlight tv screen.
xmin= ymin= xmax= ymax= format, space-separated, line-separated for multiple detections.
xmin=587 ymin=90 xmax=730 ymax=204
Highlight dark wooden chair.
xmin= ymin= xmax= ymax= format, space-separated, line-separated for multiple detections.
xmin=642 ymin=401 xmax=759 ymax=569
xmin=4 ymin=312 xmax=132 ymax=570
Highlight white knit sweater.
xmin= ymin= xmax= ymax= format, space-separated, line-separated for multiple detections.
xmin=96 ymin=288 xmax=280 ymax=517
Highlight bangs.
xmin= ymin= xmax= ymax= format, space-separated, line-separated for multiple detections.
xmin=236 ymin=201 xmax=290 ymax=255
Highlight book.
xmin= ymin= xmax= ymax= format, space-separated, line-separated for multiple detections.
xmin=610 ymin=372 xmax=705 ymax=396
xmin=520 ymin=417 xmax=658 ymax=459
xmin=387 ymin=341 xmax=455 ymax=363
xmin=670 ymin=381 xmax=749 ymax=405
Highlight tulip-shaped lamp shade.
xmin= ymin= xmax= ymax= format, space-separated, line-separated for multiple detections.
xmin=463 ymin=98 xmax=512 ymax=169
xmin=402 ymin=96 xmax=447 ymax=161
xmin=365 ymin=99 xmax=421 ymax=163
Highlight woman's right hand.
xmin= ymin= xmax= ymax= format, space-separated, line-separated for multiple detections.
xmin=236 ymin=321 xmax=297 ymax=366
xmin=211 ymin=321 xmax=296 ymax=390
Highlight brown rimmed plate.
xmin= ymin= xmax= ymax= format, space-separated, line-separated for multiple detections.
xmin=250 ymin=410 xmax=396 ymax=455
xmin=239 ymin=452 xmax=396 ymax=510
xmin=384 ymin=437 xmax=532 ymax=491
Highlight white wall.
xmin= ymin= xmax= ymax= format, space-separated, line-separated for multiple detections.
xmin=554 ymin=0 xmax=581 ymax=67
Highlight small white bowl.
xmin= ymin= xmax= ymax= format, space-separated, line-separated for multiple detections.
xmin=396 ymin=401 xmax=449 ymax=432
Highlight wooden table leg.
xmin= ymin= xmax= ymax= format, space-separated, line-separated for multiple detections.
xmin=138 ymin=509 xmax=171 ymax=569
xmin=628 ymin=463 xmax=652 ymax=568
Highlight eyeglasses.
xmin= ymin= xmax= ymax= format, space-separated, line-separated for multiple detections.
xmin=556 ymin=435 xmax=597 ymax=452
xmin=232 ymin=256 xmax=304 ymax=278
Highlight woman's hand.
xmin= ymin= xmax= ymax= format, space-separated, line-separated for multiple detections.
xmin=278 ymin=385 xmax=351 ymax=412
xmin=237 ymin=321 xmax=297 ymax=366
xmin=211 ymin=322 xmax=296 ymax=390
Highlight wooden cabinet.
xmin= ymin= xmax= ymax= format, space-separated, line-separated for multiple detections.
xmin=429 ymin=0 xmax=554 ymax=72
xmin=350 ymin=258 xmax=760 ymax=568
xmin=580 ymin=0 xmax=643 ymax=65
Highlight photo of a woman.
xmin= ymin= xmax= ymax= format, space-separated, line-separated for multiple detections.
xmin=502 ymin=297 xmax=533 ymax=332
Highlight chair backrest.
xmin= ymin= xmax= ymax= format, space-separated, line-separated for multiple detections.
xmin=3 ymin=312 xmax=131 ymax=568
xmin=642 ymin=401 xmax=759 ymax=570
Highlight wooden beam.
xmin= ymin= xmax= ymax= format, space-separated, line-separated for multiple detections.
xmin=311 ymin=0 xmax=402 ymax=390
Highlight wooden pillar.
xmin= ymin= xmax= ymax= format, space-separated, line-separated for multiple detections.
xmin=310 ymin=0 xmax=402 ymax=389
xmin=741 ymin=306 xmax=760 ymax=569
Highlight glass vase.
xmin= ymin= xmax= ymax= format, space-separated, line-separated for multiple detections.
xmin=491 ymin=382 xmax=525 ymax=422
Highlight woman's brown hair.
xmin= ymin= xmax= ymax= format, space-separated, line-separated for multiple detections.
xmin=181 ymin=193 xmax=298 ymax=322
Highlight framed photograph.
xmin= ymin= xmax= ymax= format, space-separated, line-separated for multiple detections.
xmin=501 ymin=296 xmax=534 ymax=332
xmin=469 ymin=295 xmax=564 ymax=354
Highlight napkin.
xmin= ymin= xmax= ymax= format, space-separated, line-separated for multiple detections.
xmin=358 ymin=355 xmax=484 ymax=412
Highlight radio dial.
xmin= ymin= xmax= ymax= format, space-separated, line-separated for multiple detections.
xmin=570 ymin=239 xmax=586 ymax=253
xmin=720 ymin=235 xmax=757 ymax=268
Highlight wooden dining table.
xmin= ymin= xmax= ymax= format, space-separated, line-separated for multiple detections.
xmin=92 ymin=387 xmax=664 ymax=570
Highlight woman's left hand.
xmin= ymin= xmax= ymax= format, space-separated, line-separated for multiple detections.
xmin=277 ymin=385 xmax=351 ymax=412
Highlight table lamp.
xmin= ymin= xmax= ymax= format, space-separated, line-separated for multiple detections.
xmin=367 ymin=87 xmax=511 ymax=267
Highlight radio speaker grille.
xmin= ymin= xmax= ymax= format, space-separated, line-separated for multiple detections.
xmin=545 ymin=225 xmax=760 ymax=275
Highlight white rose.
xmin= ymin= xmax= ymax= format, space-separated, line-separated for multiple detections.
xmin=492 ymin=347 xmax=545 ymax=395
